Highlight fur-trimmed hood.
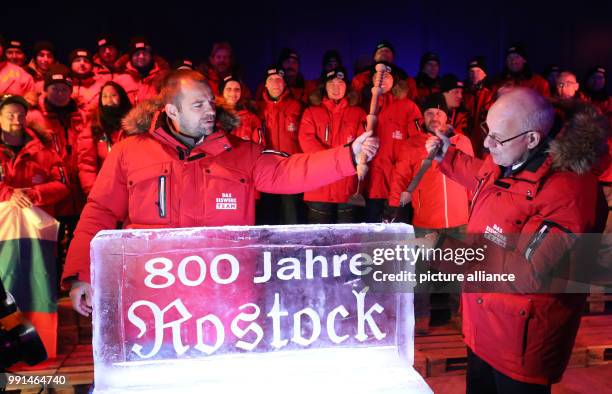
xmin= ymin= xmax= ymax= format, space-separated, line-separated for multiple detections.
xmin=122 ymin=98 xmax=240 ymax=135
xmin=548 ymin=101 xmax=611 ymax=175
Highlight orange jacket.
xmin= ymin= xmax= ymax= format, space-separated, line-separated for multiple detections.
xmin=389 ymin=131 xmax=473 ymax=228
xmin=257 ymin=89 xmax=303 ymax=155
xmin=0 ymin=61 xmax=36 ymax=96
xmin=61 ymin=103 xmax=357 ymax=286
xmin=299 ymin=97 xmax=366 ymax=202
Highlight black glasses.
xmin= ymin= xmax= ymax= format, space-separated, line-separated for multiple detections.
xmin=481 ymin=121 xmax=535 ymax=147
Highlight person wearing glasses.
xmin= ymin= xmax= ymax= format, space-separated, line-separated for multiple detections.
xmin=555 ymin=71 xmax=586 ymax=101
xmin=422 ymin=87 xmax=609 ymax=393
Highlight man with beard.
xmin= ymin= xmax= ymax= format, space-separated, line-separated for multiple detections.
xmin=415 ymin=52 xmax=441 ymax=104
xmin=0 ymin=38 xmax=36 ymax=98
xmin=93 ymin=34 xmax=121 ymax=78
xmin=118 ymin=36 xmax=169 ymax=104
xmin=26 ymin=41 xmax=57 ymax=93
xmin=61 ymin=69 xmax=379 ymax=316
xmin=388 ymin=93 xmax=473 ymax=333
xmin=463 ymin=57 xmax=494 ymax=158
xmin=197 ymin=42 xmax=249 ymax=98
xmin=351 ymin=40 xmax=417 ymax=102
xmin=0 ymin=93 xmax=69 ymax=215
xmin=5 ymin=39 xmax=27 ymax=67
xmin=77 ymin=81 xmax=133 ymax=194
xmin=69 ymin=49 xmax=105 ymax=113
xmin=256 ymin=49 xmax=316 ymax=105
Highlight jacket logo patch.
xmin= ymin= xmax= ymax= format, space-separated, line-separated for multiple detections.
xmin=287 ymin=123 xmax=297 ymax=133
xmin=216 ymin=193 xmax=237 ymax=210
xmin=484 ymin=224 xmax=507 ymax=248
xmin=392 ymin=130 xmax=403 ymax=140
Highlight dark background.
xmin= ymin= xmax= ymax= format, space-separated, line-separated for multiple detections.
xmin=3 ymin=0 xmax=612 ymax=92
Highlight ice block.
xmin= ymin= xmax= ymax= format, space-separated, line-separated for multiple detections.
xmin=90 ymin=223 xmax=432 ymax=393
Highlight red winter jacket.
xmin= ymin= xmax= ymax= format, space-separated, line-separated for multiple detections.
xmin=77 ymin=126 xmax=127 ymax=194
xmin=26 ymin=97 xmax=90 ymax=216
xmin=299 ymin=97 xmax=366 ymax=203
xmin=436 ymin=111 xmax=607 ymax=384
xmin=232 ymin=109 xmax=264 ymax=145
xmin=0 ymin=128 xmax=69 ymax=216
xmin=389 ymin=131 xmax=473 ymax=228
xmin=0 ymin=61 xmax=36 ymax=96
xmin=365 ymin=91 xmax=422 ymax=199
xmin=119 ymin=59 xmax=168 ymax=104
xmin=72 ymin=75 xmax=105 ymax=113
xmin=61 ymin=100 xmax=357 ymax=286
xmin=463 ymin=84 xmax=495 ymax=158
xmin=257 ymin=89 xmax=303 ymax=155
xmin=492 ymin=71 xmax=550 ymax=98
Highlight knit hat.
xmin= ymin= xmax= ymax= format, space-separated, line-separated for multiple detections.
xmin=33 ymin=41 xmax=54 ymax=56
xmin=277 ymin=48 xmax=299 ymax=65
xmin=173 ymin=59 xmax=195 ymax=70
xmin=586 ymin=65 xmax=606 ymax=79
xmin=323 ymin=67 xmax=348 ymax=84
xmin=373 ymin=40 xmax=395 ymax=57
xmin=69 ymin=49 xmax=92 ymax=65
xmin=322 ymin=49 xmax=342 ymax=68
xmin=421 ymin=93 xmax=449 ymax=115
xmin=96 ymin=34 xmax=119 ymax=49
xmin=264 ymin=65 xmax=285 ymax=82
xmin=0 ymin=94 xmax=29 ymax=113
xmin=506 ymin=44 xmax=528 ymax=60
xmin=467 ymin=56 xmax=487 ymax=74
xmin=129 ymin=36 xmax=152 ymax=55
xmin=44 ymin=64 xmax=72 ymax=90
xmin=440 ymin=74 xmax=464 ymax=93
xmin=219 ymin=74 xmax=241 ymax=95
xmin=6 ymin=40 xmax=24 ymax=52
xmin=420 ymin=52 xmax=440 ymax=70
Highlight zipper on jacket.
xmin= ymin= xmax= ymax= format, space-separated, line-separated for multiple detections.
xmin=443 ymin=175 xmax=449 ymax=227
xmin=325 ymin=124 xmax=330 ymax=142
xmin=524 ymin=224 xmax=548 ymax=262
xmin=469 ymin=178 xmax=486 ymax=216
xmin=0 ymin=165 xmax=4 ymax=182
xmin=158 ymin=176 xmax=167 ymax=218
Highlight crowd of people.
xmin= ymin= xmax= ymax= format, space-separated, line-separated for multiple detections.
xmin=1 ymin=33 xmax=611 ymax=394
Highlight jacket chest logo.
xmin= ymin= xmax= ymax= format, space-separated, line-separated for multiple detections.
xmin=287 ymin=123 xmax=297 ymax=133
xmin=392 ymin=130 xmax=403 ymax=140
xmin=484 ymin=224 xmax=507 ymax=248
xmin=216 ymin=192 xmax=237 ymax=210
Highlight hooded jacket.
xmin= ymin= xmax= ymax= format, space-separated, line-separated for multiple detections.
xmin=0 ymin=127 xmax=69 ymax=216
xmin=61 ymin=98 xmax=357 ymax=286
xmin=436 ymin=103 xmax=609 ymax=384
xmin=299 ymin=94 xmax=366 ymax=203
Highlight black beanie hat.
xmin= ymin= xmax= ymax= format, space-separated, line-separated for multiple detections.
xmin=129 ymin=36 xmax=152 ymax=56
xmin=0 ymin=94 xmax=29 ymax=113
xmin=467 ymin=56 xmax=487 ymax=74
xmin=421 ymin=92 xmax=449 ymax=115
xmin=373 ymin=40 xmax=395 ymax=57
xmin=440 ymin=74 xmax=464 ymax=93
xmin=6 ymin=39 xmax=24 ymax=51
xmin=219 ymin=74 xmax=242 ymax=95
xmin=322 ymin=49 xmax=342 ymax=68
xmin=420 ymin=52 xmax=440 ymax=70
xmin=323 ymin=66 xmax=348 ymax=84
xmin=69 ymin=49 xmax=93 ymax=65
xmin=96 ymin=34 xmax=119 ymax=49
xmin=33 ymin=41 xmax=54 ymax=56
xmin=264 ymin=65 xmax=286 ymax=82
xmin=277 ymin=48 xmax=299 ymax=65
xmin=506 ymin=44 xmax=528 ymax=60
xmin=44 ymin=64 xmax=72 ymax=90
xmin=586 ymin=65 xmax=606 ymax=79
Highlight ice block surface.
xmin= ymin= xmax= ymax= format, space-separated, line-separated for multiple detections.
xmin=90 ymin=223 xmax=431 ymax=393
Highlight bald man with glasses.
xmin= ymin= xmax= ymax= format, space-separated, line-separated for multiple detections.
xmin=421 ymin=87 xmax=609 ymax=393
